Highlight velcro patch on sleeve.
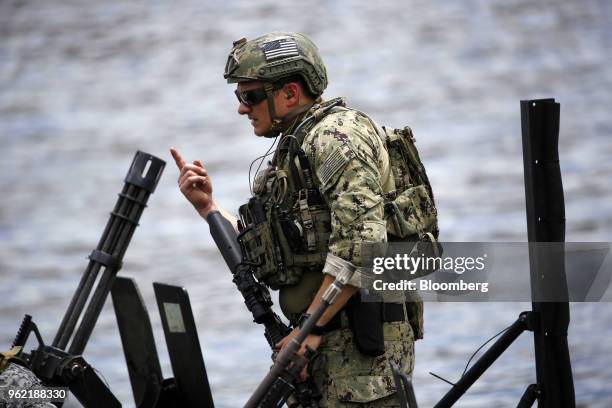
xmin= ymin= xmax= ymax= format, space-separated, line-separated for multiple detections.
xmin=318 ymin=145 xmax=354 ymax=188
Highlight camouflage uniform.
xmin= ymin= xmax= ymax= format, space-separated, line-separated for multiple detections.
xmin=0 ymin=363 xmax=56 ymax=408
xmin=296 ymin=104 xmax=414 ymax=407
xmin=306 ymin=106 xmax=390 ymax=275
xmin=310 ymin=322 xmax=414 ymax=407
xmin=225 ymin=32 xmax=420 ymax=407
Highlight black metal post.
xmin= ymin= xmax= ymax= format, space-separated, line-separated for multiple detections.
xmin=521 ymin=98 xmax=575 ymax=408
xmin=431 ymin=99 xmax=575 ymax=407
xmin=517 ymin=384 xmax=540 ymax=407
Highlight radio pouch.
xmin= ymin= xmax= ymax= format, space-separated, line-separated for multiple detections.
xmin=347 ymin=296 xmax=385 ymax=357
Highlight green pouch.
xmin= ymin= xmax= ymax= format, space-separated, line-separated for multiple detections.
xmin=239 ymin=222 xmax=279 ymax=283
xmin=239 ymin=197 xmax=304 ymax=289
xmin=386 ymin=185 xmax=437 ymax=239
xmin=405 ymin=298 xmax=424 ymax=340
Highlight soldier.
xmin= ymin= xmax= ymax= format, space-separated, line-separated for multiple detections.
xmin=171 ymin=32 xmax=434 ymax=407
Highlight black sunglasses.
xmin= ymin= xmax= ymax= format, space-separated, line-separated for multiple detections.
xmin=234 ymin=87 xmax=268 ymax=107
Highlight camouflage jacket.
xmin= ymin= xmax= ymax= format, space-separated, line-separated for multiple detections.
xmin=298 ymin=98 xmax=393 ymax=288
xmin=239 ymin=98 xmax=393 ymax=313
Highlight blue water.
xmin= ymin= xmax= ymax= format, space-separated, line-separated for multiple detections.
xmin=1 ymin=1 xmax=611 ymax=406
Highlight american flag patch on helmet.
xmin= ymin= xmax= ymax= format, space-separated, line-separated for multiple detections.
xmin=261 ymin=38 xmax=299 ymax=61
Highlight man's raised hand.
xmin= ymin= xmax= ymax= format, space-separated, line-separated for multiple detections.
xmin=170 ymin=147 xmax=215 ymax=219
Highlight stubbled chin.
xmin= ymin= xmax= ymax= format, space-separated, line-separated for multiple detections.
xmin=253 ymin=124 xmax=270 ymax=137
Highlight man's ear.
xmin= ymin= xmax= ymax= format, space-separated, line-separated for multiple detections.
xmin=283 ymin=82 xmax=300 ymax=106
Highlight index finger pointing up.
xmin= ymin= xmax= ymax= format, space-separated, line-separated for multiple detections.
xmin=170 ymin=147 xmax=186 ymax=170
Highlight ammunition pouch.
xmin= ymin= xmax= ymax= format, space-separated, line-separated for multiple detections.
xmin=291 ymin=188 xmax=330 ymax=254
xmin=238 ymin=197 xmax=286 ymax=287
xmin=238 ymin=191 xmax=331 ymax=290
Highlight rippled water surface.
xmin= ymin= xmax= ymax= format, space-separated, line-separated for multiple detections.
xmin=1 ymin=1 xmax=611 ymax=407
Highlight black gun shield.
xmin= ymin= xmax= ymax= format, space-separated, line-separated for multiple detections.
xmin=153 ymin=282 xmax=215 ymax=408
xmin=111 ymin=277 xmax=164 ymax=407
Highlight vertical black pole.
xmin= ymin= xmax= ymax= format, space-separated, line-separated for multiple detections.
xmin=521 ymin=98 xmax=575 ymax=408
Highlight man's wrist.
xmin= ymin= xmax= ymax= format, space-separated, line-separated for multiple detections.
xmin=298 ymin=313 xmax=325 ymax=336
xmin=200 ymin=202 xmax=217 ymax=220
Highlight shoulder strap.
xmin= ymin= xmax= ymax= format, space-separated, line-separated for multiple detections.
xmin=286 ymin=98 xmax=347 ymax=191
xmin=293 ymin=97 xmax=347 ymax=145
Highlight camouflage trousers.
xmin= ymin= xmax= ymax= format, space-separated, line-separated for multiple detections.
xmin=308 ymin=319 xmax=415 ymax=407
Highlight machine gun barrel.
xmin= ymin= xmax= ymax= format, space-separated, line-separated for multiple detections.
xmin=52 ymin=151 xmax=165 ymax=354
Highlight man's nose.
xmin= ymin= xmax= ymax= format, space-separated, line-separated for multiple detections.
xmin=238 ymin=102 xmax=251 ymax=115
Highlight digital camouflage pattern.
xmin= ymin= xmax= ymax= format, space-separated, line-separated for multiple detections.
xmin=309 ymin=319 xmax=415 ymax=407
xmin=301 ymin=104 xmax=394 ymax=287
xmin=224 ymin=32 xmax=328 ymax=96
xmin=382 ymin=126 xmax=438 ymax=240
xmin=240 ymin=95 xmax=428 ymax=405
xmin=239 ymin=98 xmax=392 ymax=294
xmin=385 ymin=185 xmax=437 ymax=240
xmin=0 ymin=363 xmax=56 ymax=408
xmin=294 ymin=102 xmax=418 ymax=406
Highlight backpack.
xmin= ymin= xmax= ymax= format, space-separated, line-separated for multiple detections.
xmin=307 ymin=101 xmax=440 ymax=243
xmin=380 ymin=125 xmax=439 ymax=243
xmin=378 ymin=125 xmax=440 ymax=340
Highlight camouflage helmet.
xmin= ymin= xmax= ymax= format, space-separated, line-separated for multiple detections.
xmin=224 ymin=32 xmax=328 ymax=97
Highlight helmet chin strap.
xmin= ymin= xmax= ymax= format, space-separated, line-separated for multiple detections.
xmin=261 ymin=82 xmax=315 ymax=138
xmin=261 ymin=82 xmax=283 ymax=138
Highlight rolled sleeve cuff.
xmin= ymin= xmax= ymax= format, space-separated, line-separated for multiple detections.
xmin=323 ymin=253 xmax=372 ymax=288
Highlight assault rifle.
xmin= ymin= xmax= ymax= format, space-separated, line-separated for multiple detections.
xmin=10 ymin=151 xmax=165 ymax=408
xmin=206 ymin=211 xmax=320 ymax=407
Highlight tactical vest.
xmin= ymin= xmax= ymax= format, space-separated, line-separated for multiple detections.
xmin=237 ymin=99 xmax=344 ymax=291
xmin=237 ymin=98 xmax=438 ymax=338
